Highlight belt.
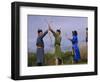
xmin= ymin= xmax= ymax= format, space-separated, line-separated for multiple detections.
xmin=37 ymin=46 xmax=43 ymax=48
xmin=55 ymin=44 xmax=60 ymax=46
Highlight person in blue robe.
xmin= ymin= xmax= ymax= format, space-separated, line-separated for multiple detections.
xmin=36 ymin=29 xmax=48 ymax=66
xmin=68 ymin=31 xmax=81 ymax=63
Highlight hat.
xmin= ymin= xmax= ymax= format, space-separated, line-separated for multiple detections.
xmin=72 ymin=30 xmax=77 ymax=36
xmin=38 ymin=29 xmax=42 ymax=33
xmin=56 ymin=29 xmax=61 ymax=33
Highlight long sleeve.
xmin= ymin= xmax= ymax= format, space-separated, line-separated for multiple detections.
xmin=68 ymin=36 xmax=78 ymax=44
xmin=41 ymin=30 xmax=48 ymax=38
xmin=50 ymin=29 xmax=56 ymax=37
xmin=71 ymin=36 xmax=78 ymax=44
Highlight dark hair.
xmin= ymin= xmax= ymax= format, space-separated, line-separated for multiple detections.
xmin=72 ymin=30 xmax=77 ymax=36
xmin=86 ymin=27 xmax=88 ymax=30
xmin=38 ymin=29 xmax=42 ymax=33
xmin=56 ymin=29 xmax=61 ymax=34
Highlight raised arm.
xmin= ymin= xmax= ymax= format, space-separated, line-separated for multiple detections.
xmin=48 ymin=24 xmax=56 ymax=37
xmin=41 ymin=30 xmax=48 ymax=38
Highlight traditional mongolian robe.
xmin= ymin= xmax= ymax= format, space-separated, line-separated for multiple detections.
xmin=50 ymin=29 xmax=62 ymax=58
xmin=36 ymin=30 xmax=48 ymax=65
xmin=71 ymin=35 xmax=81 ymax=62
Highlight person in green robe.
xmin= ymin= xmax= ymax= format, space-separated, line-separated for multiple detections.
xmin=49 ymin=26 xmax=62 ymax=65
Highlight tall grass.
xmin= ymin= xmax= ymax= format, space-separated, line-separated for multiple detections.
xmin=79 ymin=43 xmax=88 ymax=62
xmin=28 ymin=43 xmax=88 ymax=66
xmin=28 ymin=51 xmax=87 ymax=66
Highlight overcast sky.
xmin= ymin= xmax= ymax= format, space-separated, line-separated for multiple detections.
xmin=28 ymin=15 xmax=88 ymax=53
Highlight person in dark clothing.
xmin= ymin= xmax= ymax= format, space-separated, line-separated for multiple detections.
xmin=86 ymin=28 xmax=88 ymax=43
xmin=36 ymin=29 xmax=48 ymax=66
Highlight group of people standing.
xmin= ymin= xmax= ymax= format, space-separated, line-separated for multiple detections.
xmin=36 ymin=25 xmax=81 ymax=66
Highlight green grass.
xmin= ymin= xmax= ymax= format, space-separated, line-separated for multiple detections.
xmin=28 ymin=51 xmax=87 ymax=67
xmin=28 ymin=53 xmax=36 ymax=66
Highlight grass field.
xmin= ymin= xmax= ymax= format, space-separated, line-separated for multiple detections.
xmin=28 ymin=45 xmax=87 ymax=66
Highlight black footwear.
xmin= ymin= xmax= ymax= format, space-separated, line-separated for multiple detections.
xmin=37 ymin=63 xmax=42 ymax=66
xmin=58 ymin=58 xmax=62 ymax=65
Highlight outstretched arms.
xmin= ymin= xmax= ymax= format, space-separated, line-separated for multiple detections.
xmin=48 ymin=24 xmax=56 ymax=37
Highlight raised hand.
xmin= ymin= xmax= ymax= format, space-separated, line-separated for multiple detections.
xmin=48 ymin=24 xmax=51 ymax=31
